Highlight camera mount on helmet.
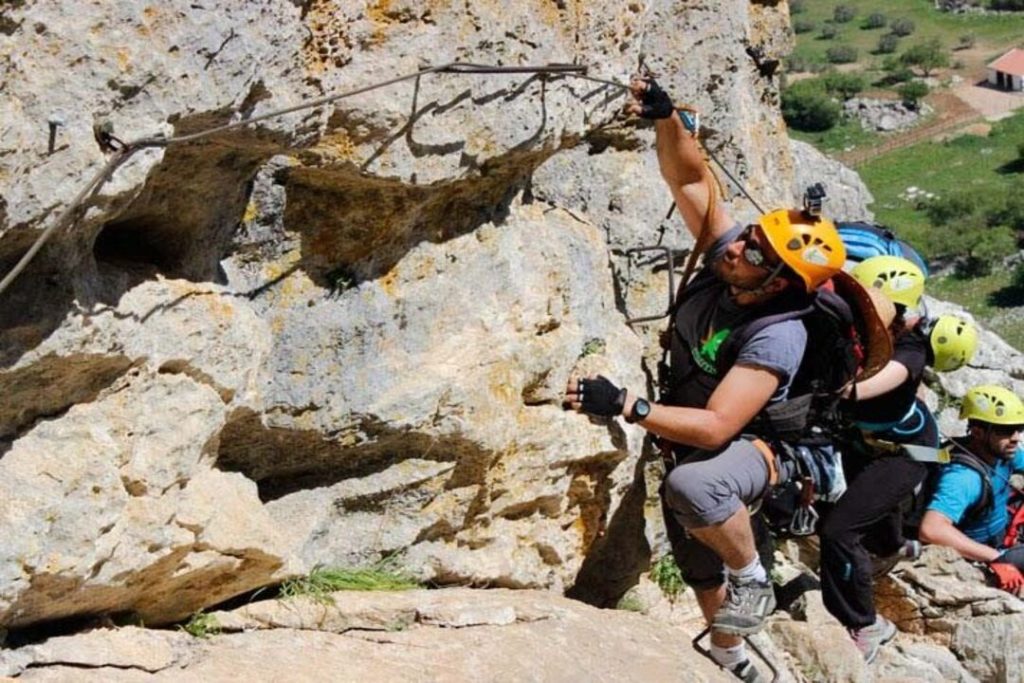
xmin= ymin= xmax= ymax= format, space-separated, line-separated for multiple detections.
xmin=802 ymin=182 xmax=827 ymax=220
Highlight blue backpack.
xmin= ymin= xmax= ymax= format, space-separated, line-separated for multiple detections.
xmin=837 ymin=222 xmax=929 ymax=277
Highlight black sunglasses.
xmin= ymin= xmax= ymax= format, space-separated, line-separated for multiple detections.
xmin=738 ymin=225 xmax=777 ymax=269
xmin=989 ymin=424 xmax=1023 ymax=437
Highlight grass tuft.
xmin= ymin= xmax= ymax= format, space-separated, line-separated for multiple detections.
xmin=180 ymin=612 xmax=221 ymax=639
xmin=280 ymin=558 xmax=422 ymax=604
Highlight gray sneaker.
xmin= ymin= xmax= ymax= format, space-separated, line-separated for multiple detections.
xmin=729 ymin=659 xmax=764 ymax=683
xmin=712 ymin=578 xmax=776 ymax=635
xmin=849 ymin=615 xmax=897 ymax=664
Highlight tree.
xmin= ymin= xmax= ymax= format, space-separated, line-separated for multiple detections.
xmin=822 ymin=71 xmax=866 ymax=99
xmin=793 ymin=19 xmax=815 ymax=34
xmin=820 ymin=24 xmax=838 ymax=40
xmin=834 ymin=5 xmax=856 ymax=23
xmin=897 ymin=80 xmax=929 ymax=107
xmin=864 ymin=12 xmax=887 ymax=29
xmin=925 ymin=191 xmax=1015 ymax=277
xmin=890 ymin=18 xmax=916 ymax=37
xmin=782 ymin=81 xmax=841 ymax=131
xmin=901 ymin=39 xmax=949 ymax=76
xmin=826 ymin=45 xmax=859 ymax=64
xmin=990 ymin=0 xmax=1024 ymax=9
xmin=876 ymin=33 xmax=900 ymax=54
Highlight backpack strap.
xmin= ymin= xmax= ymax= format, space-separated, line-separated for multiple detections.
xmin=949 ymin=450 xmax=994 ymax=523
xmin=715 ymin=296 xmax=817 ymax=373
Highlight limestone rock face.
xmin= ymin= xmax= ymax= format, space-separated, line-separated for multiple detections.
xmin=0 ymin=371 xmax=296 ymax=627
xmin=0 ymin=589 xmax=733 ymax=681
xmin=0 ymin=0 xmax=798 ymax=628
xmin=5 ymin=0 xmax=1024 ymax=677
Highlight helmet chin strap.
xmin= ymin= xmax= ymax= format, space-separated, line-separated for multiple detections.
xmin=730 ymin=261 xmax=788 ymax=299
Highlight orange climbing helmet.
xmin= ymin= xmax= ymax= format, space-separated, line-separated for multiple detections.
xmin=756 ymin=209 xmax=846 ymax=292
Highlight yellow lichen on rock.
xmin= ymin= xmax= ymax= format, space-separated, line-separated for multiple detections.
xmin=302 ymin=0 xmax=352 ymax=76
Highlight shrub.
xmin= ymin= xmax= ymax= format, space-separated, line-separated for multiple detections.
xmin=1011 ymin=261 xmax=1024 ymax=292
xmin=864 ymin=12 xmax=887 ymax=29
xmin=782 ymin=81 xmax=841 ymax=131
xmin=650 ymin=555 xmax=685 ymax=601
xmin=822 ymin=71 xmax=866 ymax=99
xmin=826 ymin=45 xmax=859 ymax=64
xmin=793 ymin=18 xmax=816 ymax=34
xmin=897 ymin=80 xmax=930 ymax=107
xmin=790 ymin=0 xmax=807 ymax=13
xmin=820 ymin=24 xmax=838 ymax=40
xmin=876 ymin=33 xmax=900 ymax=54
xmin=901 ymin=39 xmax=950 ymax=76
xmin=834 ymin=5 xmax=856 ymax=23
xmin=957 ymin=33 xmax=976 ymax=50
xmin=990 ymin=0 xmax=1024 ymax=8
xmin=924 ymin=191 xmax=1015 ymax=278
xmin=890 ymin=18 xmax=915 ymax=37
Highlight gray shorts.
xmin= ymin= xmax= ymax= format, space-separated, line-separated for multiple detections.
xmin=661 ymin=437 xmax=791 ymax=590
xmin=664 ymin=438 xmax=775 ymax=528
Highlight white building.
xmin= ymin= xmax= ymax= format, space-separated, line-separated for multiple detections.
xmin=987 ymin=48 xmax=1024 ymax=92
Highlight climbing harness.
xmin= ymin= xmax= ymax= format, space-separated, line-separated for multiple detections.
xmin=0 ymin=61 xmax=628 ymax=298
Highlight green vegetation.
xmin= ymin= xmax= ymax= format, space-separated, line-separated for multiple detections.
xmin=615 ymin=589 xmax=645 ymax=612
xmin=897 ymin=80 xmax=929 ymax=107
xmin=180 ymin=612 xmax=221 ymax=639
xmin=857 ymin=111 xmax=1024 ymax=349
xmin=863 ymin=12 xmax=887 ymax=29
xmin=650 ymin=555 xmax=685 ymax=601
xmin=280 ymin=560 xmax=422 ymax=604
xmin=580 ymin=337 xmax=607 ymax=357
xmin=930 ymin=271 xmax=1024 ymax=350
xmin=858 ymin=110 xmax=1024 ymax=254
xmin=783 ymin=80 xmax=842 ymax=132
xmin=789 ymin=119 xmax=879 ymax=154
xmin=788 ymin=1 xmax=1022 ymax=70
xmin=900 ymin=39 xmax=950 ymax=76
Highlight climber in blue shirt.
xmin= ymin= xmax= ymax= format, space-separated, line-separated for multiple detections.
xmin=920 ymin=385 xmax=1024 ymax=593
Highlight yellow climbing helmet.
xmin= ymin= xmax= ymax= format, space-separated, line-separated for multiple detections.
xmin=850 ymin=255 xmax=925 ymax=310
xmin=756 ymin=209 xmax=846 ymax=292
xmin=928 ymin=314 xmax=978 ymax=372
xmin=960 ymin=385 xmax=1024 ymax=426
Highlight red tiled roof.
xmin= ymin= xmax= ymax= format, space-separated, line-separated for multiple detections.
xmin=988 ymin=48 xmax=1024 ymax=76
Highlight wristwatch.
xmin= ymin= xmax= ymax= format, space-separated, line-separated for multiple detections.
xmin=627 ymin=398 xmax=651 ymax=424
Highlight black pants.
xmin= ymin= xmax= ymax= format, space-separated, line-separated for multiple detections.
xmin=819 ymin=455 xmax=928 ymax=628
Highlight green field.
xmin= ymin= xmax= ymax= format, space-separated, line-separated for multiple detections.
xmin=790 ymin=0 xmax=1023 ymax=72
xmin=929 ymin=270 xmax=1024 ymax=350
xmin=855 ymin=110 xmax=1024 ymax=349
xmin=857 ymin=110 xmax=1024 ymax=256
xmin=789 ymin=118 xmax=883 ymax=154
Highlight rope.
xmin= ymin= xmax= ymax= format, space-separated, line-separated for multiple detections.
xmin=0 ymin=62 xmax=597 ymax=298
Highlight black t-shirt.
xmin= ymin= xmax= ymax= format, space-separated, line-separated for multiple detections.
xmin=854 ymin=324 xmax=928 ymax=424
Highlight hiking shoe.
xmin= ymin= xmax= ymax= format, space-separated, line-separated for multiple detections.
xmin=849 ymin=615 xmax=897 ymax=664
xmin=729 ymin=659 xmax=764 ymax=683
xmin=712 ymin=578 xmax=776 ymax=635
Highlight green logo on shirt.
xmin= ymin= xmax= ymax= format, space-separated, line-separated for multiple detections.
xmin=693 ymin=328 xmax=731 ymax=375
